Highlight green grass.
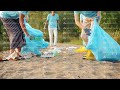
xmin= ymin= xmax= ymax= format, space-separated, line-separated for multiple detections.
xmin=65 ymin=38 xmax=83 ymax=45
xmin=107 ymin=31 xmax=120 ymax=44
xmin=0 ymin=31 xmax=120 ymax=52
xmin=65 ymin=31 xmax=120 ymax=45
xmin=0 ymin=41 xmax=9 ymax=51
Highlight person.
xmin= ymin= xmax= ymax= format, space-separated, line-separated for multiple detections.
xmin=19 ymin=11 xmax=49 ymax=57
xmin=0 ymin=57 xmax=2 ymax=61
xmin=80 ymin=14 xmax=87 ymax=46
xmin=44 ymin=11 xmax=60 ymax=48
xmin=0 ymin=11 xmax=27 ymax=61
xmin=74 ymin=11 xmax=101 ymax=60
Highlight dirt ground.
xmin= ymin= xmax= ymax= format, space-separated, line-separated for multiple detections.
xmin=0 ymin=43 xmax=120 ymax=79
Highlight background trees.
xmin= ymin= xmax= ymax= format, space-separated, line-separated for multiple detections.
xmin=0 ymin=11 xmax=120 ymax=51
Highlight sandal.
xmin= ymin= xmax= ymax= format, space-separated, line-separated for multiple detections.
xmin=0 ymin=58 xmax=8 ymax=62
xmin=0 ymin=58 xmax=16 ymax=62
xmin=15 ymin=56 xmax=25 ymax=60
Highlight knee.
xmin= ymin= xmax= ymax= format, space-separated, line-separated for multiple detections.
xmin=81 ymin=35 xmax=88 ymax=41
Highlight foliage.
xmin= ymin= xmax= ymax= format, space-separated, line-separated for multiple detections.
xmin=0 ymin=11 xmax=120 ymax=51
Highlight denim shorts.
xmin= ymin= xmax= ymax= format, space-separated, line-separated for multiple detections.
xmin=84 ymin=28 xmax=91 ymax=36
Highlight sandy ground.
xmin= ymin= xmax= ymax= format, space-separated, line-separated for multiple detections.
xmin=0 ymin=43 xmax=120 ymax=79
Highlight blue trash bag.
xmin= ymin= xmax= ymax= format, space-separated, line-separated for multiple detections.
xmin=21 ymin=19 xmax=49 ymax=55
xmin=86 ymin=18 xmax=120 ymax=61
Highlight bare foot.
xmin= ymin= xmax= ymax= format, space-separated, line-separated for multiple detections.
xmin=0 ymin=57 xmax=2 ymax=61
xmin=8 ymin=58 xmax=17 ymax=61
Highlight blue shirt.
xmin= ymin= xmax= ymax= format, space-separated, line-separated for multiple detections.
xmin=0 ymin=11 xmax=19 ymax=19
xmin=47 ymin=13 xmax=59 ymax=28
xmin=74 ymin=11 xmax=98 ymax=18
xmin=0 ymin=11 xmax=29 ymax=19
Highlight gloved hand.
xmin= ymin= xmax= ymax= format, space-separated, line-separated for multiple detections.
xmin=28 ymin=35 xmax=35 ymax=40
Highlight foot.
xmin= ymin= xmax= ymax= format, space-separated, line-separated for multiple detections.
xmin=9 ymin=58 xmax=17 ymax=61
xmin=86 ymin=56 xmax=95 ymax=60
xmin=15 ymin=56 xmax=25 ymax=60
xmin=84 ymin=50 xmax=95 ymax=60
xmin=75 ymin=46 xmax=87 ymax=53
xmin=0 ymin=57 xmax=3 ymax=61
xmin=2 ymin=58 xmax=17 ymax=61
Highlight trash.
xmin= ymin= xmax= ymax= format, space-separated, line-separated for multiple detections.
xmin=41 ymin=47 xmax=61 ymax=58
xmin=41 ymin=51 xmax=54 ymax=58
xmin=66 ymin=46 xmax=77 ymax=55
xmin=21 ymin=52 xmax=33 ymax=59
xmin=53 ymin=48 xmax=61 ymax=53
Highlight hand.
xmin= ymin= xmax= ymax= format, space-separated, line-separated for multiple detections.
xmin=44 ymin=27 xmax=46 ymax=30
xmin=81 ymin=24 xmax=85 ymax=30
xmin=28 ymin=35 xmax=35 ymax=40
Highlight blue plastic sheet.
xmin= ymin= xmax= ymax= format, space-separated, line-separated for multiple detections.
xmin=86 ymin=19 xmax=120 ymax=61
xmin=21 ymin=19 xmax=49 ymax=55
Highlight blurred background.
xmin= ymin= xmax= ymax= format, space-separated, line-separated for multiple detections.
xmin=0 ymin=11 xmax=120 ymax=51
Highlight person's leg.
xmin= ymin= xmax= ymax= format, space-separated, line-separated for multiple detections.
xmin=0 ymin=53 xmax=3 ymax=61
xmin=82 ymin=18 xmax=95 ymax=60
xmin=15 ymin=47 xmax=21 ymax=56
xmin=75 ymin=29 xmax=88 ymax=53
xmin=53 ymin=28 xmax=58 ymax=46
xmin=0 ymin=57 xmax=2 ymax=61
xmin=0 ymin=18 xmax=16 ymax=59
xmin=90 ymin=19 xmax=94 ymax=29
xmin=1 ymin=18 xmax=25 ymax=60
xmin=10 ymin=49 xmax=15 ymax=54
xmin=75 ymin=18 xmax=91 ymax=53
xmin=81 ymin=29 xmax=88 ymax=45
xmin=48 ymin=28 xmax=53 ymax=47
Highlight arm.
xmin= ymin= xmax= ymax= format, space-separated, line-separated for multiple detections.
xmin=44 ymin=14 xmax=49 ymax=30
xmin=44 ymin=20 xmax=48 ymax=30
xmin=74 ymin=13 xmax=84 ymax=30
xmin=19 ymin=13 xmax=29 ymax=36
xmin=80 ymin=14 xmax=83 ymax=24
xmin=25 ymin=15 xmax=29 ymax=22
xmin=96 ymin=11 xmax=101 ymax=23
xmin=97 ymin=11 xmax=101 ymax=17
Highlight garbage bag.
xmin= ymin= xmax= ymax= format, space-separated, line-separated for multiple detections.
xmin=86 ymin=19 xmax=120 ymax=61
xmin=21 ymin=19 xmax=49 ymax=55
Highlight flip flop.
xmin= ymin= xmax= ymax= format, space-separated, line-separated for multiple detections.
xmin=15 ymin=56 xmax=25 ymax=60
xmin=0 ymin=59 xmax=9 ymax=62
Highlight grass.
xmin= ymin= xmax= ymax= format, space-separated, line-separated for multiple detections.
xmin=0 ymin=31 xmax=120 ymax=52
xmin=0 ymin=41 xmax=9 ymax=52
xmin=64 ymin=38 xmax=83 ymax=45
xmin=64 ymin=31 xmax=120 ymax=45
xmin=107 ymin=31 xmax=120 ymax=44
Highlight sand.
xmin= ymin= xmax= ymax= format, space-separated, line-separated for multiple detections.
xmin=0 ymin=43 xmax=120 ymax=79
